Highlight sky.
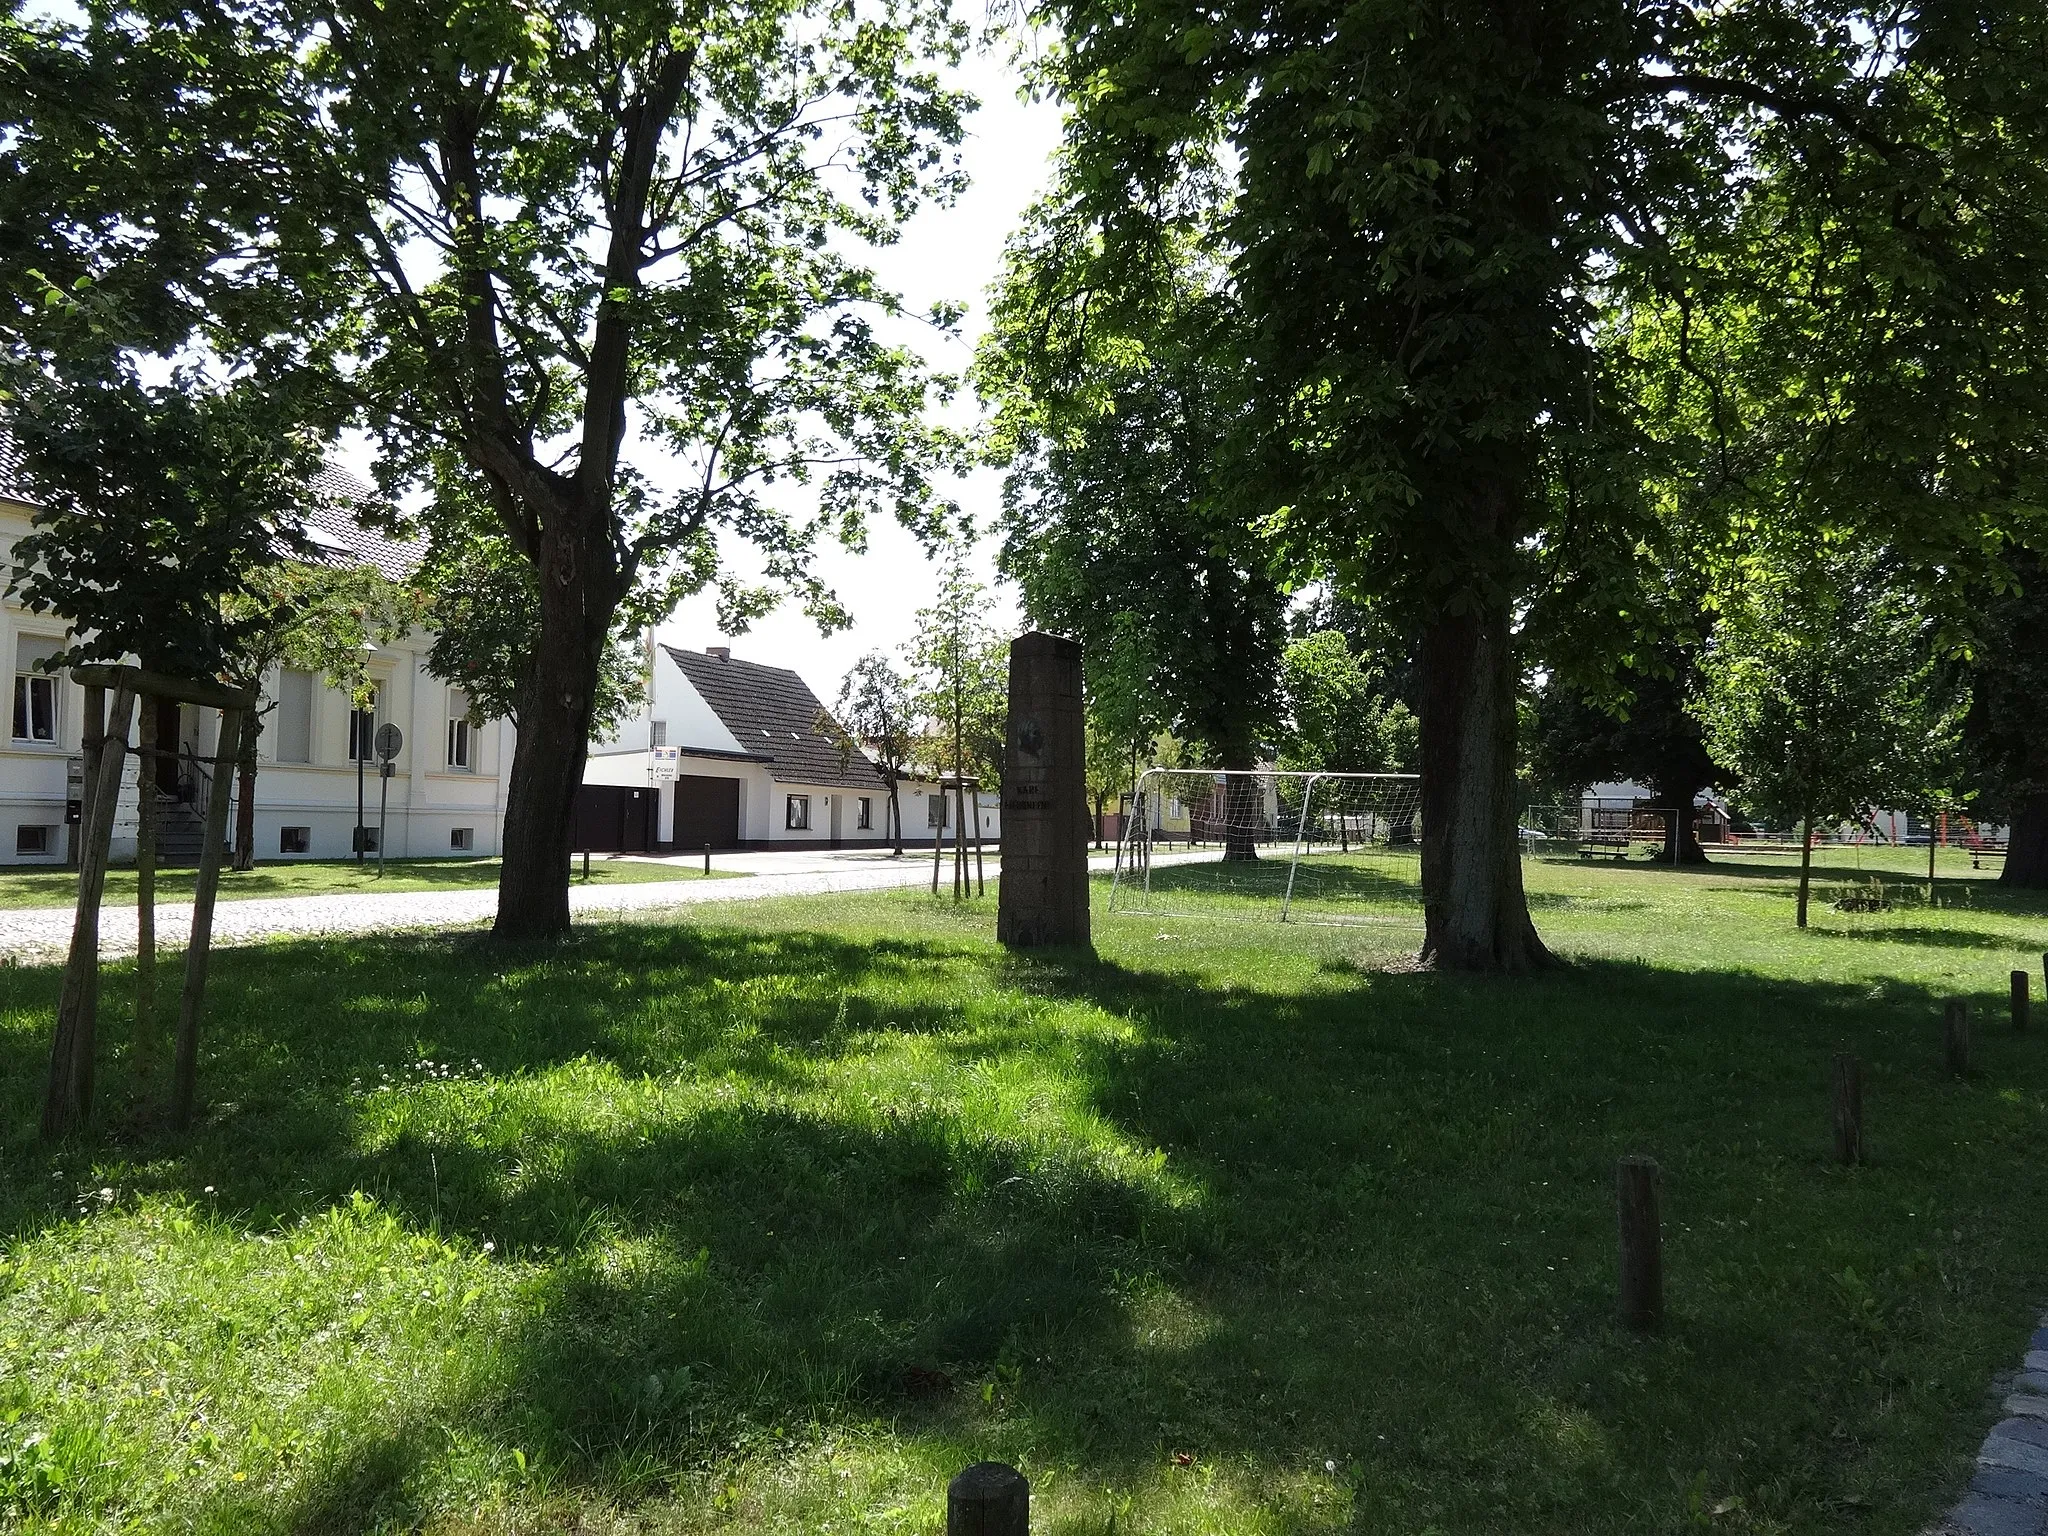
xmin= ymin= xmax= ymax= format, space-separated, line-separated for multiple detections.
xmin=654 ymin=43 xmax=1063 ymax=700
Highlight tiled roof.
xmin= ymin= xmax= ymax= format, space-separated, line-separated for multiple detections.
xmin=665 ymin=645 xmax=889 ymax=790
xmin=301 ymin=465 xmax=420 ymax=581
xmin=0 ymin=429 xmax=418 ymax=580
xmin=0 ymin=432 xmax=26 ymax=506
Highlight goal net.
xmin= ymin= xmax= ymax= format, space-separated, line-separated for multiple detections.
xmin=1108 ymin=769 xmax=1424 ymax=932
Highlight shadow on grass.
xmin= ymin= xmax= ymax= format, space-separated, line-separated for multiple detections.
xmin=3 ymin=913 xmax=2045 ymax=1533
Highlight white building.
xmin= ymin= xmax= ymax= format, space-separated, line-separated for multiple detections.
xmin=0 ymin=446 xmax=514 ymax=865
xmin=582 ymin=642 xmax=996 ymax=852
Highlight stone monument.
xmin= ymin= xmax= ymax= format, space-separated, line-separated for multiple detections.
xmin=996 ymin=631 xmax=1091 ymax=950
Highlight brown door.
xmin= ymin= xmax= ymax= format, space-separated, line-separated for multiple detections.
xmin=670 ymin=775 xmax=742 ymax=850
xmin=573 ymin=785 xmax=660 ymax=853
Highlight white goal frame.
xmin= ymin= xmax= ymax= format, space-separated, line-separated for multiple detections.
xmin=1109 ymin=768 xmax=1423 ymax=925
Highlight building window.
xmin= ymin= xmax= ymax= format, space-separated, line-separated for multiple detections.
xmin=450 ymin=827 xmax=475 ymax=851
xmin=650 ymin=719 xmax=668 ymax=747
xmin=347 ymin=687 xmax=381 ymax=762
xmin=12 ymin=635 xmax=60 ymax=743
xmin=274 ymin=668 xmax=312 ymax=763
xmin=280 ymin=826 xmax=311 ymax=854
xmin=785 ymin=794 xmax=810 ymax=831
xmin=354 ymin=826 xmax=380 ymax=854
xmin=927 ymin=794 xmax=949 ymax=828
xmin=446 ymin=688 xmax=473 ymax=771
xmin=857 ymin=796 xmax=872 ymax=830
xmin=15 ymin=824 xmax=52 ymax=855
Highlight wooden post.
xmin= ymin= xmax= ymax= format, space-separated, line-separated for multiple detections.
xmin=2013 ymin=970 xmax=2030 ymax=1035
xmin=1616 ymin=1155 xmax=1662 ymax=1330
xmin=171 ymin=705 xmax=240 ymax=1132
xmin=1831 ymin=1053 xmax=1863 ymax=1165
xmin=134 ymin=699 xmax=158 ymax=1073
xmin=947 ymin=1462 xmax=1028 ymax=1536
xmin=42 ymin=684 xmax=135 ymax=1140
xmin=1944 ymin=998 xmax=1971 ymax=1078
xmin=972 ymin=782 xmax=986 ymax=896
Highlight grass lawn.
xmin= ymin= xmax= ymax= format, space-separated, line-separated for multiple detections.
xmin=0 ymin=856 xmax=726 ymax=910
xmin=2 ymin=850 xmax=2047 ymax=1533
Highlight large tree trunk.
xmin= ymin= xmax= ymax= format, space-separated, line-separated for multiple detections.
xmin=2001 ymin=792 xmax=2048 ymax=888
xmin=1417 ymin=592 xmax=1551 ymax=972
xmin=1655 ymin=784 xmax=1710 ymax=865
xmin=1221 ymin=745 xmax=1261 ymax=862
xmin=494 ymin=521 xmax=612 ymax=940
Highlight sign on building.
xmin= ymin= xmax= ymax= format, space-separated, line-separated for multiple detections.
xmin=650 ymin=746 xmax=680 ymax=781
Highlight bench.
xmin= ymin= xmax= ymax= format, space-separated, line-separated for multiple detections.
xmin=1576 ymin=838 xmax=1636 ymax=861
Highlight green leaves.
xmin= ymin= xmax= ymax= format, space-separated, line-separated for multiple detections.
xmin=1691 ymin=548 xmax=1961 ymax=832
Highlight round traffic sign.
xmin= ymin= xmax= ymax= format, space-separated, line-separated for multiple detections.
xmin=374 ymin=722 xmax=404 ymax=762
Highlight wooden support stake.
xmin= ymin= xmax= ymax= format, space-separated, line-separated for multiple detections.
xmin=2014 ymin=970 xmax=2031 ymax=1035
xmin=1616 ymin=1155 xmax=1663 ymax=1331
xmin=947 ymin=1462 xmax=1028 ymax=1536
xmin=135 ymin=701 xmax=158 ymax=1074
xmin=171 ymin=706 xmax=240 ymax=1133
xmin=42 ymin=684 xmax=135 ymax=1140
xmin=1831 ymin=1053 xmax=1863 ymax=1165
xmin=1944 ymin=998 xmax=1971 ymax=1078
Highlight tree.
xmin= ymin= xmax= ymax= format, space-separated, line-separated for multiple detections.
xmin=1020 ymin=0 xmax=2048 ymax=969
xmin=1280 ymin=630 xmax=1418 ymax=777
xmin=4 ymin=0 xmax=973 ymax=938
xmin=1961 ymin=554 xmax=2048 ymax=888
xmin=1693 ymin=551 xmax=1960 ymax=928
xmin=1531 ymin=643 xmax=1728 ymax=864
xmin=835 ymin=651 xmax=918 ymax=856
xmin=5 ymin=368 xmax=326 ymax=678
xmin=982 ymin=234 xmax=1286 ymax=860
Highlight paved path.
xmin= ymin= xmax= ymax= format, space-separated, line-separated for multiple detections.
xmin=0 ymin=854 xmax=974 ymax=962
xmin=1930 ymin=1312 xmax=2048 ymax=1535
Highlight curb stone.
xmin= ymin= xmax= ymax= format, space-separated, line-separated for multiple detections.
xmin=1929 ymin=1313 xmax=2048 ymax=1535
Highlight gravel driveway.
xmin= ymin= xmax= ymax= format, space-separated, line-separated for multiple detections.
xmin=0 ymin=857 xmax=965 ymax=963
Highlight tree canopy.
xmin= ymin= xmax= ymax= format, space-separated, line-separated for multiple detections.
xmin=1000 ymin=0 xmax=2048 ymax=967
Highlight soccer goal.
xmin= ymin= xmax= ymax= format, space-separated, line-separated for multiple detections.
xmin=1108 ymin=769 xmax=1425 ymax=929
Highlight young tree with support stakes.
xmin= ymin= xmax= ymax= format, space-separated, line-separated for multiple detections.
xmin=2 ymin=0 xmax=973 ymax=940
xmin=4 ymin=370 xmax=305 ymax=1136
xmin=907 ymin=545 xmax=1006 ymax=897
xmin=835 ymin=651 xmax=918 ymax=856
xmin=1692 ymin=552 xmax=1961 ymax=929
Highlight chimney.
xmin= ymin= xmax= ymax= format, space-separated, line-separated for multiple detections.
xmin=706 ymin=646 xmax=730 ymax=660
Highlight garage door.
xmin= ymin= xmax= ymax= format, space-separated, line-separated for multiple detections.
xmin=670 ymin=774 xmax=742 ymax=851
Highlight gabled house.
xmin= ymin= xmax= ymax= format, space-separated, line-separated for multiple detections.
xmin=582 ymin=643 xmax=986 ymax=852
xmin=0 ymin=441 xmax=514 ymax=863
